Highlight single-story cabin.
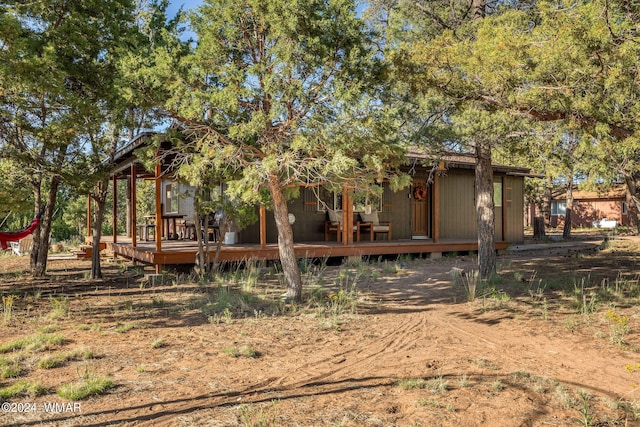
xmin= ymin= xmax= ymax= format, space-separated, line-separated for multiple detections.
xmin=100 ymin=133 xmax=531 ymax=272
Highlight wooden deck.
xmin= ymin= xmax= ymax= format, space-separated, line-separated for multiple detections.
xmin=104 ymin=236 xmax=509 ymax=267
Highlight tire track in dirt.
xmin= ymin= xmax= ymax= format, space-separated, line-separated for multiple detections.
xmin=263 ymin=311 xmax=432 ymax=390
xmin=124 ymin=313 xmax=437 ymax=427
xmin=422 ymin=307 xmax=638 ymax=400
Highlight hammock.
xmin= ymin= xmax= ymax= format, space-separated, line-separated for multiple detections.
xmin=0 ymin=209 xmax=43 ymax=250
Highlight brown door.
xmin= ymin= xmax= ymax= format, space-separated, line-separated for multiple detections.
xmin=412 ymin=180 xmax=430 ymax=239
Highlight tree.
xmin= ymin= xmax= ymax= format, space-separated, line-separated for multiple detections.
xmin=382 ymin=0 xmax=640 ymax=271
xmin=0 ymin=0 xmax=143 ymax=276
xmin=372 ymin=0 xmax=522 ymax=278
xmin=124 ymin=0 xmax=408 ymax=301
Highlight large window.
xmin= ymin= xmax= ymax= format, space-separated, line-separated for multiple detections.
xmin=551 ymin=201 xmax=566 ymax=216
xmin=165 ymin=183 xmax=180 ymax=213
xmin=312 ymin=185 xmax=384 ymax=213
xmin=352 ymin=185 xmax=383 ymax=213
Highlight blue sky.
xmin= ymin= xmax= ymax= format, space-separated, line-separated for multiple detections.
xmin=167 ymin=0 xmax=203 ymax=18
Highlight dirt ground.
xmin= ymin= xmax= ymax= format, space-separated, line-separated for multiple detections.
xmin=1 ymin=233 xmax=640 ymax=426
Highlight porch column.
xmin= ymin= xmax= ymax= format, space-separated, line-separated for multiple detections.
xmin=112 ymin=175 xmax=118 ymax=244
xmin=131 ymin=164 xmax=137 ymax=248
xmin=126 ymin=177 xmax=131 ymax=238
xmin=154 ymin=161 xmax=163 ymax=273
xmin=433 ymin=171 xmax=440 ymax=243
xmin=341 ymin=185 xmax=354 ymax=245
xmin=259 ymin=205 xmax=266 ymax=249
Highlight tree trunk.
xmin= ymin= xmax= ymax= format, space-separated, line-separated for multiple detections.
xmin=475 ymin=141 xmax=496 ymax=278
xmin=533 ymin=216 xmax=545 ymax=239
xmin=624 ymin=174 xmax=640 ymax=234
xmin=91 ymin=198 xmax=106 ymax=279
xmin=30 ymin=176 xmax=60 ymax=277
xmin=194 ymin=210 xmax=207 ymax=274
xmin=90 ymin=181 xmax=108 ymax=279
xmin=543 ymin=175 xmax=553 ymax=228
xmin=211 ymin=217 xmax=226 ymax=273
xmin=472 ymin=0 xmax=486 ymax=20
xmin=267 ymin=174 xmax=302 ymax=301
xmin=563 ymin=176 xmax=573 ymax=239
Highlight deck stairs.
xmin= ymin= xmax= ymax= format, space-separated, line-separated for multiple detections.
xmin=73 ymin=242 xmax=107 ymax=259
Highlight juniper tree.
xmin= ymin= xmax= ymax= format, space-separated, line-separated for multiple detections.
xmin=0 ymin=0 xmax=145 ymax=276
xmin=124 ymin=0 xmax=408 ymax=301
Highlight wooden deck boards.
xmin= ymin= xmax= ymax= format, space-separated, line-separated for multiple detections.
xmin=104 ymin=236 xmax=508 ymax=266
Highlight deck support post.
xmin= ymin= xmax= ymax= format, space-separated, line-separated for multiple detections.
xmin=131 ymin=163 xmax=137 ymax=248
xmin=259 ymin=205 xmax=267 ymax=249
xmin=125 ymin=177 xmax=131 ymax=238
xmin=342 ymin=185 xmax=354 ymax=245
xmin=154 ymin=160 xmax=163 ymax=273
xmin=112 ymin=175 xmax=118 ymax=244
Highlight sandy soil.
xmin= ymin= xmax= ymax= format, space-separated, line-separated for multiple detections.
xmin=1 ymin=234 xmax=639 ymax=426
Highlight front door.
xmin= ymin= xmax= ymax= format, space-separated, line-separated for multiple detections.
xmin=412 ymin=180 xmax=430 ymax=239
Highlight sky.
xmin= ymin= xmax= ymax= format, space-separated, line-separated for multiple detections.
xmin=167 ymin=0 xmax=203 ymax=18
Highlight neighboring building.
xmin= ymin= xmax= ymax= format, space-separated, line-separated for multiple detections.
xmin=540 ymin=185 xmax=632 ymax=228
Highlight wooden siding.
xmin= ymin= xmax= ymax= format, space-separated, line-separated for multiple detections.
xmin=243 ymin=172 xmax=526 ymax=244
xmin=438 ymin=172 xmax=477 ymax=239
xmin=504 ymin=176 xmax=524 ymax=243
xmin=384 ymin=184 xmax=411 ymax=239
xmin=243 ymin=184 xmax=410 ymax=244
xmin=242 ymin=192 xmax=328 ymax=244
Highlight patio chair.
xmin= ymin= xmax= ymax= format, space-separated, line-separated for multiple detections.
xmin=200 ymin=212 xmax=222 ymax=242
xmin=178 ymin=220 xmax=196 ymax=240
xmin=359 ymin=211 xmax=392 ymax=241
xmin=324 ymin=209 xmax=359 ymax=242
xmin=10 ymin=234 xmax=33 ymax=256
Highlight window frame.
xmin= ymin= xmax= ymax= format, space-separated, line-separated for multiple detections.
xmin=165 ymin=182 xmax=180 ymax=214
xmin=493 ymin=181 xmax=503 ymax=207
xmin=314 ymin=184 xmax=384 ymax=213
xmin=551 ymin=200 xmax=567 ymax=216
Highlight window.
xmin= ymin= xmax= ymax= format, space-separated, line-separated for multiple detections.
xmin=312 ymin=185 xmax=383 ymax=212
xmin=551 ymin=201 xmax=566 ymax=216
xmin=622 ymin=201 xmax=628 ymax=215
xmin=165 ymin=183 xmax=179 ymax=213
xmin=313 ymin=186 xmax=335 ymax=212
xmin=493 ymin=182 xmax=503 ymax=207
xmin=352 ymin=184 xmax=383 ymax=213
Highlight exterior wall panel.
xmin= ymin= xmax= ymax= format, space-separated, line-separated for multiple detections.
xmin=504 ymin=176 xmax=524 ymax=243
xmin=438 ymin=172 xmax=477 ymax=239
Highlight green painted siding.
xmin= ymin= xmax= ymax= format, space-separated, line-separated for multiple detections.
xmin=504 ymin=176 xmax=525 ymax=243
xmin=239 ymin=170 xmax=526 ymax=244
xmin=438 ymin=172 xmax=477 ymax=239
xmin=380 ymin=185 xmax=411 ymax=239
